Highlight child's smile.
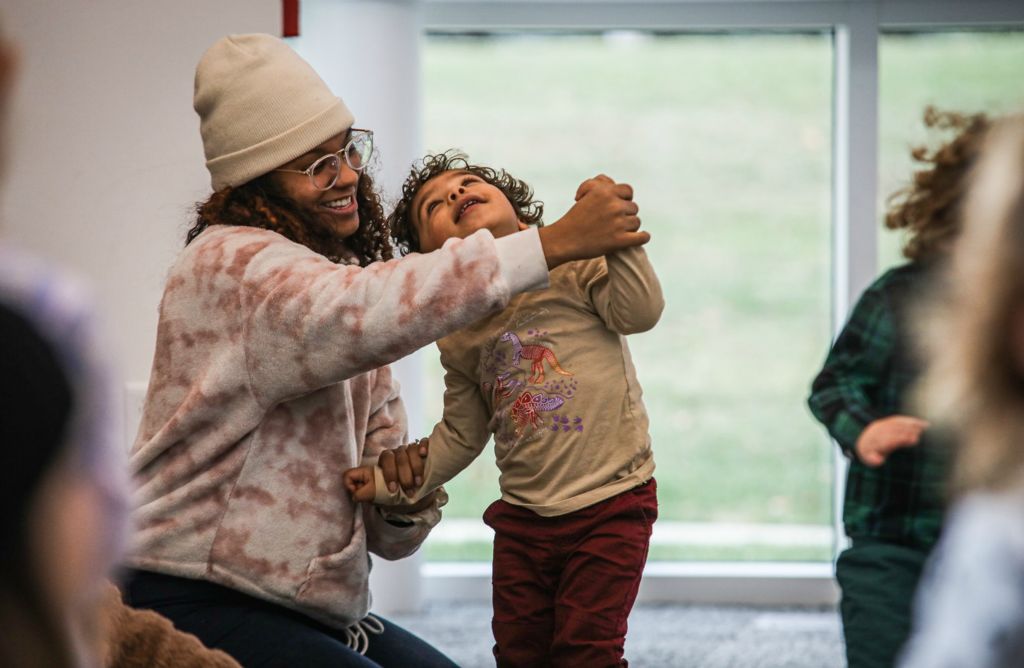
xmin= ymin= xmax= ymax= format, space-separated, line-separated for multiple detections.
xmin=455 ymin=197 xmax=482 ymax=222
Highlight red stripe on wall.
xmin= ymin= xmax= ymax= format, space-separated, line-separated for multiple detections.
xmin=283 ymin=0 xmax=300 ymax=37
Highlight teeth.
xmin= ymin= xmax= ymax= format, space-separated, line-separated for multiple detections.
xmin=324 ymin=196 xmax=353 ymax=208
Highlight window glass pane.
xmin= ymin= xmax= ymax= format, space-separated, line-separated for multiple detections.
xmin=879 ymin=31 xmax=1024 ymax=269
xmin=421 ymin=33 xmax=833 ymax=562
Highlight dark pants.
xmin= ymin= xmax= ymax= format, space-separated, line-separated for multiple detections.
xmin=835 ymin=538 xmax=931 ymax=668
xmin=122 ymin=569 xmax=458 ymax=668
xmin=483 ymin=479 xmax=658 ymax=668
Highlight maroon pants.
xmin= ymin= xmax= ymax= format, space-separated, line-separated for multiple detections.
xmin=483 ymin=479 xmax=658 ymax=668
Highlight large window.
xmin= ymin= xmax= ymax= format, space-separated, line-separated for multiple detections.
xmin=420 ymin=33 xmax=834 ymax=562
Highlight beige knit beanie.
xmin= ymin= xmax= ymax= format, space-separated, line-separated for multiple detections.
xmin=194 ymin=33 xmax=354 ymax=190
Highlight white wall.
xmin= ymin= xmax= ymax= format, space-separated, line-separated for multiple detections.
xmin=2 ymin=0 xmax=279 ymax=388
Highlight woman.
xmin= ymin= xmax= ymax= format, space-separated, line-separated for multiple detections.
xmin=124 ymin=33 xmax=648 ymax=666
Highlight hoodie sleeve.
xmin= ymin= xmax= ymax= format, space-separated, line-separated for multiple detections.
xmin=223 ymin=225 xmax=547 ymax=408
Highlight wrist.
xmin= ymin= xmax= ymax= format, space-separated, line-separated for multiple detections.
xmin=538 ymin=225 xmax=570 ymax=269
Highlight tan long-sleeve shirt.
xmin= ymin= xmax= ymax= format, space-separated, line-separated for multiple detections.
xmin=374 ymin=246 xmax=663 ymax=516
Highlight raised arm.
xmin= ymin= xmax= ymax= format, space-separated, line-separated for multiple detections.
xmin=580 ymin=246 xmax=665 ymax=335
xmin=229 ymin=226 xmax=544 ymax=407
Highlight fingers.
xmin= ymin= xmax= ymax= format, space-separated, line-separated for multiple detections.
xmin=342 ymin=469 xmax=362 ymax=495
xmin=408 ymin=441 xmax=426 ymax=488
xmin=614 ymin=183 xmax=634 ymax=201
xmin=378 ymin=450 xmax=399 ymax=493
xmin=394 ymin=448 xmax=416 ymax=493
xmin=575 ymin=174 xmax=618 ymax=201
xmin=861 ymin=450 xmax=886 ymax=468
xmin=619 ymin=230 xmax=650 ymax=247
xmin=343 ymin=468 xmax=375 ymax=502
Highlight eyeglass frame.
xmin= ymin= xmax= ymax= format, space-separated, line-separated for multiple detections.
xmin=273 ymin=128 xmax=374 ymax=191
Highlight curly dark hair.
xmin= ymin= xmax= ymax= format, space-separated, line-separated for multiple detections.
xmin=389 ymin=150 xmax=544 ymax=255
xmin=186 ymin=171 xmax=393 ymax=266
xmin=885 ymin=107 xmax=991 ymax=262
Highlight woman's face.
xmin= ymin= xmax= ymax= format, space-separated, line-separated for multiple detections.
xmin=268 ymin=131 xmax=361 ymax=240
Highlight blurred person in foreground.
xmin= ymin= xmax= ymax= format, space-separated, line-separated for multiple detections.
xmin=808 ymin=108 xmax=991 ymax=668
xmin=0 ymin=15 xmax=239 ymax=668
xmin=901 ymin=112 xmax=1024 ymax=668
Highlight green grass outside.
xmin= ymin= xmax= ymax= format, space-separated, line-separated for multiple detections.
xmin=425 ymin=539 xmax=832 ymax=563
xmin=416 ymin=31 xmax=1024 ymax=561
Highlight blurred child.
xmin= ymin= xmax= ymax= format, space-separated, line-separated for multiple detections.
xmin=807 ymin=108 xmax=990 ymax=668
xmin=900 ymin=113 xmax=1024 ymax=668
xmin=0 ymin=16 xmax=238 ymax=668
xmin=344 ymin=152 xmax=663 ymax=667
xmin=0 ymin=253 xmax=128 ymax=668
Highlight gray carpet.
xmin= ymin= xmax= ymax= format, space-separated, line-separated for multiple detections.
xmin=389 ymin=603 xmax=845 ymax=667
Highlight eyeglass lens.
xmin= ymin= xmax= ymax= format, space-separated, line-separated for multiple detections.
xmin=309 ymin=133 xmax=373 ymax=190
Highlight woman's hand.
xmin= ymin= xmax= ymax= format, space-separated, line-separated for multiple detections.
xmin=378 ymin=438 xmax=429 ymax=495
xmin=540 ymin=174 xmax=649 ymax=269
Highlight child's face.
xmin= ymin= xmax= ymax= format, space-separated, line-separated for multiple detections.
xmin=268 ymin=131 xmax=361 ymax=241
xmin=412 ymin=170 xmax=528 ymax=252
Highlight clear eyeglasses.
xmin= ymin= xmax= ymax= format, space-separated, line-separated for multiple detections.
xmin=275 ymin=129 xmax=374 ymax=191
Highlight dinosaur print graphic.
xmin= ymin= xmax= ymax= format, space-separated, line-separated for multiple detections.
xmin=499 ymin=331 xmax=573 ymax=384
xmin=509 ymin=390 xmax=566 ymax=434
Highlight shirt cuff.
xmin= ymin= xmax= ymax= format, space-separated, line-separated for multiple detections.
xmin=494 ymin=227 xmax=549 ymax=295
xmin=376 ymin=487 xmax=450 ymax=528
xmin=372 ymin=466 xmax=405 ymax=506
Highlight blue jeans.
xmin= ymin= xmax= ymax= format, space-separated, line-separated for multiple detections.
xmin=122 ymin=569 xmax=458 ymax=668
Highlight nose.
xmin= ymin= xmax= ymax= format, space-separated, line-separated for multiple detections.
xmin=334 ymin=161 xmax=359 ymax=189
xmin=448 ymin=185 xmax=466 ymax=202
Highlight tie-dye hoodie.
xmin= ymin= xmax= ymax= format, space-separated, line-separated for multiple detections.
xmin=128 ymin=224 xmax=547 ymax=628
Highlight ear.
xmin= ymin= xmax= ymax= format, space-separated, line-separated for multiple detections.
xmin=517 ymin=220 xmax=529 ymax=231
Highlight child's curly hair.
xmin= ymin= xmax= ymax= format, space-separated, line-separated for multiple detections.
xmin=389 ymin=151 xmax=544 ymax=255
xmin=885 ymin=107 xmax=991 ymax=262
xmin=185 ymin=171 xmax=393 ymax=266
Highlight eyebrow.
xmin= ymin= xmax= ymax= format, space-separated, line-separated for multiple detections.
xmin=293 ymin=131 xmax=354 ymax=165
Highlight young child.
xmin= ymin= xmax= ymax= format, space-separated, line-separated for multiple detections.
xmin=807 ymin=108 xmax=991 ymax=668
xmin=344 ymin=151 xmax=664 ymax=667
xmin=900 ymin=112 xmax=1024 ymax=668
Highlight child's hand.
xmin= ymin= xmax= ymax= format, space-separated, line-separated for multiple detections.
xmin=378 ymin=438 xmax=430 ymax=495
xmin=855 ymin=415 xmax=930 ymax=467
xmin=343 ymin=466 xmax=377 ymax=502
xmin=541 ymin=175 xmax=648 ymax=268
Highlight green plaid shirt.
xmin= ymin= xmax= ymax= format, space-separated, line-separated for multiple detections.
xmin=808 ymin=263 xmax=949 ymax=550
